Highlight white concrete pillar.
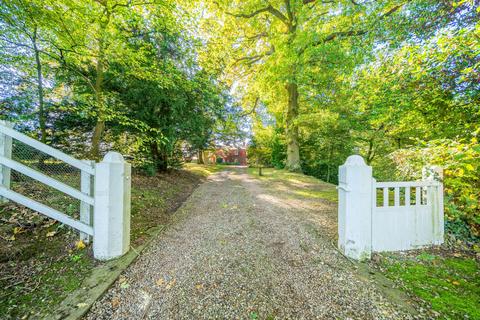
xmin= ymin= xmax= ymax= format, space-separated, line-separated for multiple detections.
xmin=423 ymin=166 xmax=444 ymax=245
xmin=0 ymin=120 xmax=13 ymax=204
xmin=338 ymin=155 xmax=373 ymax=260
xmin=93 ymin=152 xmax=131 ymax=260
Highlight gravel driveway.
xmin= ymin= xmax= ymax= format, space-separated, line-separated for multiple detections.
xmin=86 ymin=168 xmax=414 ymax=319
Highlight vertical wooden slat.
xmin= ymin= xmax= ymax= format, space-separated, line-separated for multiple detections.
xmin=383 ymin=187 xmax=388 ymax=207
xmin=415 ymin=187 xmax=421 ymax=206
xmin=394 ymin=187 xmax=400 ymax=206
xmin=423 ymin=186 xmax=429 ymax=205
xmin=405 ymin=187 xmax=411 ymax=206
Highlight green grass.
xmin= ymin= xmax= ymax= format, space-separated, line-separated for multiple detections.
xmin=247 ymin=167 xmax=338 ymax=202
xmin=184 ymin=163 xmax=226 ymax=177
xmin=380 ymin=253 xmax=480 ymax=319
xmin=293 ymin=189 xmax=338 ymax=202
xmin=0 ymin=239 xmax=94 ymax=319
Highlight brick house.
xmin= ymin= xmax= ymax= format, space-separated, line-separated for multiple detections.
xmin=215 ymin=147 xmax=247 ymax=166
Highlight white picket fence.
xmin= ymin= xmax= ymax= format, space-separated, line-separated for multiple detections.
xmin=338 ymin=155 xmax=444 ymax=260
xmin=0 ymin=121 xmax=131 ymax=260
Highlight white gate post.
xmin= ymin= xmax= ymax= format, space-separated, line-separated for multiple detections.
xmin=338 ymin=155 xmax=373 ymax=260
xmin=0 ymin=120 xmax=13 ymax=204
xmin=93 ymin=152 xmax=131 ymax=260
xmin=422 ymin=166 xmax=444 ymax=245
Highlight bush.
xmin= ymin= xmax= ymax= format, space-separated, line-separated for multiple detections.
xmin=389 ymin=138 xmax=480 ymax=237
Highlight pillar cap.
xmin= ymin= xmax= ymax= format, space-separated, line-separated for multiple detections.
xmin=102 ymin=151 xmax=125 ymax=163
xmin=345 ymin=155 xmax=367 ymax=166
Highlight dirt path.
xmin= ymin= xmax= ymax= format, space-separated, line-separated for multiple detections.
xmin=86 ymin=168 xmax=413 ymax=319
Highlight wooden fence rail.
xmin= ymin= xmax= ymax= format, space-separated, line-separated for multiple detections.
xmin=0 ymin=120 xmax=131 ymax=260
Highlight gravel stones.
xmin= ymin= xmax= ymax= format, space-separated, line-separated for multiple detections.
xmin=86 ymin=169 xmax=416 ymax=319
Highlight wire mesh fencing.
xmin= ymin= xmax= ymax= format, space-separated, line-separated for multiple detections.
xmin=8 ymin=138 xmax=88 ymax=220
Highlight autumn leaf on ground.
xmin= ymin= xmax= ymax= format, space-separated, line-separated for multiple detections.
xmin=42 ymin=220 xmax=57 ymax=228
xmin=156 ymin=278 xmax=165 ymax=287
xmin=46 ymin=231 xmax=56 ymax=237
xmin=13 ymin=227 xmax=25 ymax=234
xmin=111 ymin=297 xmax=120 ymax=308
xmin=165 ymin=279 xmax=176 ymax=290
xmin=75 ymin=240 xmax=86 ymax=250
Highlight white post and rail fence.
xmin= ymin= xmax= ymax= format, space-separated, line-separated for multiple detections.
xmin=0 ymin=120 xmax=131 ymax=260
xmin=338 ymin=155 xmax=444 ymax=261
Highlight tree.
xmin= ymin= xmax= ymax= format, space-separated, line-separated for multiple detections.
xmin=197 ymin=0 xmax=408 ymax=171
xmin=0 ymin=0 xmax=53 ymax=142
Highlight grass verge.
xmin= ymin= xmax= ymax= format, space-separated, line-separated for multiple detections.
xmin=0 ymin=164 xmax=217 ymax=319
xmin=372 ymin=250 xmax=479 ymax=319
xmin=247 ymin=167 xmax=338 ymax=202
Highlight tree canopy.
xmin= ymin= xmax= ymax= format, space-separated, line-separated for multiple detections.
xmin=1 ymin=0 xmax=479 ymax=234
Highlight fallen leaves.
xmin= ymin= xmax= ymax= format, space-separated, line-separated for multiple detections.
xmin=155 ymin=277 xmax=176 ymax=290
xmin=46 ymin=231 xmax=57 ymax=238
xmin=111 ymin=297 xmax=121 ymax=308
xmin=13 ymin=227 xmax=25 ymax=234
xmin=165 ymin=279 xmax=176 ymax=290
xmin=75 ymin=240 xmax=86 ymax=250
xmin=119 ymin=276 xmax=130 ymax=289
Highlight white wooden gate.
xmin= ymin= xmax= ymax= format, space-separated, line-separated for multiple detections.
xmin=0 ymin=120 xmax=131 ymax=260
xmin=337 ymin=155 xmax=444 ymax=260
xmin=372 ymin=179 xmax=444 ymax=252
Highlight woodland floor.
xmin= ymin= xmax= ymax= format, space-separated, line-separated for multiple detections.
xmin=85 ymin=167 xmax=419 ymax=320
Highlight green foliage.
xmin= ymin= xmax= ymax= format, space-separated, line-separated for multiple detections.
xmin=228 ymin=0 xmax=480 ymax=231
xmin=381 ymin=253 xmax=480 ymax=319
xmin=1 ymin=0 xmax=479 ymax=231
xmin=248 ymin=121 xmax=286 ymax=168
xmin=0 ymin=0 xmax=243 ymax=172
xmin=390 ymin=138 xmax=480 ymax=237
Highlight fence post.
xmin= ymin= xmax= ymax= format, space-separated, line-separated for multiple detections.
xmin=80 ymin=160 xmax=95 ymax=243
xmin=338 ymin=155 xmax=373 ymax=260
xmin=422 ymin=166 xmax=444 ymax=245
xmin=93 ymin=152 xmax=131 ymax=260
xmin=0 ymin=120 xmax=13 ymax=204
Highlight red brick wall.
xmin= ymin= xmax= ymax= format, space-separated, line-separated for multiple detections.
xmin=216 ymin=148 xmax=247 ymax=165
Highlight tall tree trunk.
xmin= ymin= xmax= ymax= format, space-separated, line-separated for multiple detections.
xmin=32 ymin=27 xmax=46 ymax=144
xmin=366 ymin=138 xmax=375 ymax=165
xmin=156 ymin=143 xmax=168 ymax=172
xmin=90 ymin=42 xmax=105 ymax=159
xmin=89 ymin=15 xmax=109 ymax=160
xmin=198 ymin=150 xmax=205 ymax=164
xmin=285 ymin=82 xmax=301 ymax=172
xmin=326 ymin=144 xmax=333 ymax=182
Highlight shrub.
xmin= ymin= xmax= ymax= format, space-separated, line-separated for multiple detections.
xmin=389 ymin=138 xmax=480 ymax=238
